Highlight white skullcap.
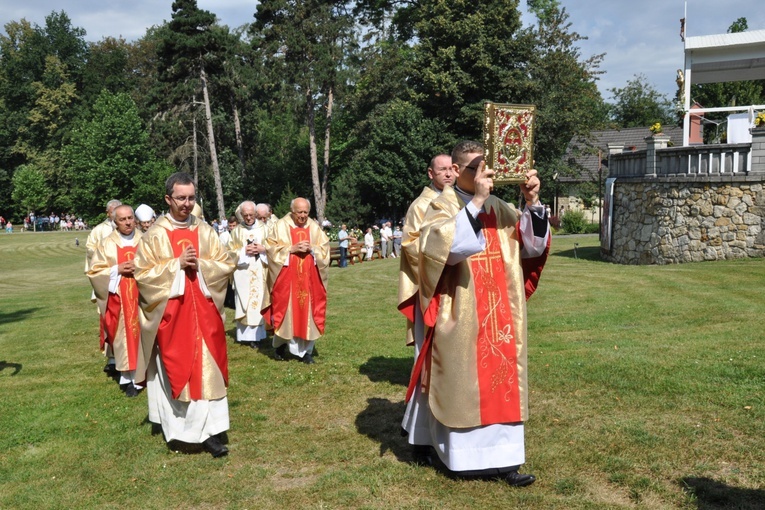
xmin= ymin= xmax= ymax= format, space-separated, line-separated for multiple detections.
xmin=135 ymin=204 xmax=155 ymax=222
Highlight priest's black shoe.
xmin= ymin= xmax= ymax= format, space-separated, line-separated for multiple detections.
xmin=301 ymin=353 xmax=315 ymax=364
xmin=505 ymin=471 xmax=536 ymax=487
xmin=411 ymin=445 xmax=434 ymax=466
xmin=103 ymin=363 xmax=117 ymax=375
xmin=125 ymin=384 xmax=141 ymax=398
xmin=274 ymin=344 xmax=287 ymax=361
xmin=202 ymin=436 xmax=229 ymax=458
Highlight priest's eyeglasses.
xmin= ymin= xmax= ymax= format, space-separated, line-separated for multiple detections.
xmin=171 ymin=195 xmax=197 ymax=204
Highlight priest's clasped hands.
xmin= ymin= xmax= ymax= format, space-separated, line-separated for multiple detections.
xmin=290 ymin=240 xmax=312 ymax=254
xmin=179 ymin=245 xmax=198 ymax=270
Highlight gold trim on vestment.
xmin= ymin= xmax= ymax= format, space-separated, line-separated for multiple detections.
xmin=418 ymin=187 xmax=529 ymax=428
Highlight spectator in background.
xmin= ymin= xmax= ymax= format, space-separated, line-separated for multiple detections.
xmin=392 ymin=225 xmax=403 ymax=258
xmin=380 ymin=222 xmax=393 ymax=258
xmin=337 ymin=224 xmax=349 ymax=268
xmin=364 ymin=228 xmax=375 ymax=260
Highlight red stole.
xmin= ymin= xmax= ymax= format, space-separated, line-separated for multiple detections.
xmin=104 ymin=245 xmax=140 ymax=370
xmin=266 ymin=226 xmax=327 ymax=338
xmin=156 ymin=228 xmax=228 ymax=400
xmin=471 ymin=210 xmax=521 ymax=424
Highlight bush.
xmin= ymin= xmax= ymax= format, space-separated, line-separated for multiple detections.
xmin=560 ymin=210 xmax=589 ymax=234
xmin=584 ymin=222 xmax=601 ymax=234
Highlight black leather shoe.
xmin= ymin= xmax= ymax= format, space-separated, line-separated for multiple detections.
xmin=274 ymin=344 xmax=287 ymax=361
xmin=125 ymin=384 xmax=141 ymax=397
xmin=301 ymin=353 xmax=315 ymax=364
xmin=103 ymin=363 xmax=117 ymax=375
xmin=411 ymin=445 xmax=434 ymax=466
xmin=202 ymin=436 xmax=229 ymax=458
xmin=505 ymin=471 xmax=536 ymax=487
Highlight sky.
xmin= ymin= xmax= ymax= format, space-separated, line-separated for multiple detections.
xmin=1 ymin=1 xmax=764 ymax=103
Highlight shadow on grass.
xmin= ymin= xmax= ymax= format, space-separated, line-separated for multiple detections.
xmin=0 ymin=307 xmax=41 ymax=329
xmin=355 ymin=397 xmax=410 ymax=462
xmin=0 ymin=360 xmax=22 ymax=375
xmin=681 ymin=477 xmax=765 ymax=509
xmin=358 ymin=356 xmax=411 ymax=386
xmin=553 ymin=245 xmax=602 ymax=261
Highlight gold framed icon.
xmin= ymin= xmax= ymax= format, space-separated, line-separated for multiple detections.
xmin=482 ymin=102 xmax=535 ymax=185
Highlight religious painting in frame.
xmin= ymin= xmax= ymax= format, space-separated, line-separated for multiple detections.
xmin=482 ymin=102 xmax=536 ymax=185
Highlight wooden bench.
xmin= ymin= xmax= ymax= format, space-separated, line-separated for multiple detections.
xmin=358 ymin=240 xmax=383 ymax=261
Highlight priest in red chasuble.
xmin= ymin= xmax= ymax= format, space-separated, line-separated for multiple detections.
xmin=402 ymin=140 xmax=550 ymax=486
xmin=262 ymin=197 xmax=329 ymax=365
xmin=134 ymin=172 xmax=235 ymax=458
xmin=88 ymin=204 xmax=143 ymax=397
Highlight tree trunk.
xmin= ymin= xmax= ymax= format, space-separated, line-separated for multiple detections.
xmin=231 ymin=98 xmax=246 ymax=180
xmin=320 ymin=85 xmax=333 ymax=223
xmin=200 ymin=67 xmax=225 ymax=221
xmin=306 ymin=89 xmax=324 ymax=223
xmin=192 ymin=96 xmax=199 ymax=187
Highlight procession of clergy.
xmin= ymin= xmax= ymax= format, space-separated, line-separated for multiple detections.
xmin=84 ymin=142 xmax=551 ymax=488
xmin=85 ymin=172 xmax=329 ymax=458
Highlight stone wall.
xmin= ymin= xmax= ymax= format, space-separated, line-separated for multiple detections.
xmin=603 ymin=179 xmax=765 ymax=264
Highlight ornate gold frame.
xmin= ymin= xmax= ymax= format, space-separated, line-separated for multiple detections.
xmin=482 ymin=102 xmax=535 ymax=185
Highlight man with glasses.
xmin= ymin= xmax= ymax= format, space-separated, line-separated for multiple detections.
xmin=134 ymin=172 xmax=235 ymax=458
xmin=402 ymin=141 xmax=550 ymax=486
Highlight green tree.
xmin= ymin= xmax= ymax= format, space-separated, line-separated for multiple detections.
xmin=17 ymin=55 xmax=77 ymax=157
xmin=252 ymin=0 xmax=356 ymax=223
xmin=0 ymin=12 xmax=86 ymax=168
xmin=80 ymin=37 xmax=134 ymax=103
xmin=527 ymin=8 xmax=608 ymax=172
xmin=63 ymin=90 xmax=173 ymax=222
xmin=154 ymin=0 xmax=229 ymax=220
xmin=324 ymin=171 xmax=371 ymax=228
xmin=527 ymin=0 xmax=561 ymax=24
xmin=11 ymin=164 xmax=52 ymax=215
xmin=340 ymin=99 xmax=453 ymax=224
xmin=609 ymin=74 xmax=674 ymax=128
xmin=409 ymin=0 xmax=534 ymax=139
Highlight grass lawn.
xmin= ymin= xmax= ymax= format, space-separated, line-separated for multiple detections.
xmin=1 ymin=231 xmax=763 ymax=509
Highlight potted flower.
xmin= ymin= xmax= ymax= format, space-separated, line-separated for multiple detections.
xmin=755 ymin=112 xmax=765 ymax=129
xmin=649 ymin=122 xmax=663 ymax=135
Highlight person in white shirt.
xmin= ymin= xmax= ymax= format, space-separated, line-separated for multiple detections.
xmin=380 ymin=222 xmax=393 ymax=258
xmin=364 ymin=228 xmax=375 ymax=260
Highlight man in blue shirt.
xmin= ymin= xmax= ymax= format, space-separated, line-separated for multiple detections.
xmin=338 ymin=224 xmax=349 ymax=268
